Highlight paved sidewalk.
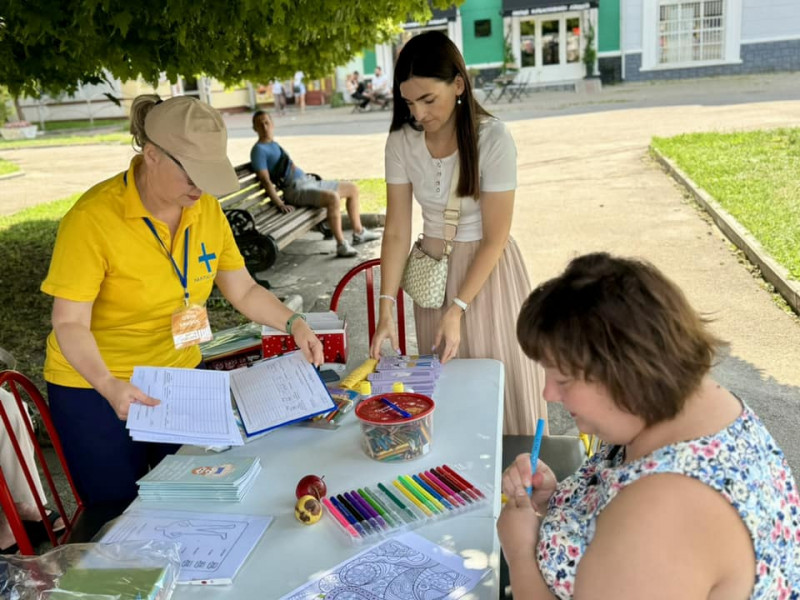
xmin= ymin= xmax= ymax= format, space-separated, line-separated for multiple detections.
xmin=2 ymin=72 xmax=799 ymax=475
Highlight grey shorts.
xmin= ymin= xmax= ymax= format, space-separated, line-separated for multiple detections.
xmin=283 ymin=175 xmax=339 ymax=207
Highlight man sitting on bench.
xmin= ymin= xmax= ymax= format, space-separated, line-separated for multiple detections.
xmin=251 ymin=110 xmax=380 ymax=257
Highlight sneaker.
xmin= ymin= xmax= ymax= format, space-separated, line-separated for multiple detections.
xmin=336 ymin=241 xmax=358 ymax=257
xmin=352 ymin=228 xmax=381 ymax=245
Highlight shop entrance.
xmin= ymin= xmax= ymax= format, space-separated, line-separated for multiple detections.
xmin=518 ymin=13 xmax=584 ymax=82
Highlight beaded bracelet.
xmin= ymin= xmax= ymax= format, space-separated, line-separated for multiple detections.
xmin=286 ymin=313 xmax=306 ymax=335
xmin=378 ymin=294 xmax=396 ymax=306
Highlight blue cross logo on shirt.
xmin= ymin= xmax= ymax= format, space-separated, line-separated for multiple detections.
xmin=198 ymin=242 xmax=217 ymax=273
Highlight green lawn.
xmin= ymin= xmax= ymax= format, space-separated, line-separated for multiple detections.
xmin=0 ymin=132 xmax=132 ymax=150
xmin=353 ymin=178 xmax=386 ymax=214
xmin=652 ymin=128 xmax=800 ymax=280
xmin=41 ymin=119 xmax=129 ymax=132
xmin=0 ymin=158 xmax=20 ymax=176
xmin=0 ymin=178 xmax=386 ymax=388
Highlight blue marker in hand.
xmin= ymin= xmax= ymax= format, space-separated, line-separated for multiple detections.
xmin=526 ymin=418 xmax=546 ymax=495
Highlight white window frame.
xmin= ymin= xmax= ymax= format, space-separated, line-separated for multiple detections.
xmin=641 ymin=0 xmax=742 ymax=71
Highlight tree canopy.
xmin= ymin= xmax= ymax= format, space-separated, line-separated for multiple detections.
xmin=0 ymin=0 xmax=457 ymax=97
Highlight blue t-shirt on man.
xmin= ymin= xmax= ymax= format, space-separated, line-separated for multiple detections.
xmin=250 ymin=141 xmax=305 ymax=185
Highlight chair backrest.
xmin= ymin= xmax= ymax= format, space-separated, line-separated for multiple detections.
xmin=0 ymin=371 xmax=85 ymax=554
xmin=329 ymin=259 xmax=407 ymax=355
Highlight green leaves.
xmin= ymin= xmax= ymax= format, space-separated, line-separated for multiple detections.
xmin=1 ymin=0 xmax=461 ymax=97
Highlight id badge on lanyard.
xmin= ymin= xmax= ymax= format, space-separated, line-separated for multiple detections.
xmin=143 ymin=218 xmax=213 ymax=349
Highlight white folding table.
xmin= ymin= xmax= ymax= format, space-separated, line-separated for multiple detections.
xmin=147 ymin=358 xmax=505 ymax=599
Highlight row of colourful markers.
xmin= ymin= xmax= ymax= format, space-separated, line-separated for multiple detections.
xmin=322 ymin=464 xmax=487 ymax=542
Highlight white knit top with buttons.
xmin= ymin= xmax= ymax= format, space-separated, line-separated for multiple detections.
xmin=384 ymin=118 xmax=517 ymax=242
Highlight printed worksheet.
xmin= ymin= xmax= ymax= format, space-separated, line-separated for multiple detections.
xmin=127 ymin=367 xmax=242 ymax=446
xmin=99 ymin=508 xmax=272 ymax=584
xmin=280 ymin=532 xmax=490 ymax=600
xmin=230 ymin=351 xmax=335 ymax=436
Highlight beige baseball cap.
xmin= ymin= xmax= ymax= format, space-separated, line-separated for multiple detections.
xmin=144 ymin=96 xmax=238 ymax=196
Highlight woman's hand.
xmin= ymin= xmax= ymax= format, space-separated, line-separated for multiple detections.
xmin=497 ymin=487 xmax=542 ymax=568
xmin=97 ymin=376 xmax=160 ymax=420
xmin=434 ymin=306 xmax=463 ymax=364
xmin=502 ymin=452 xmax=558 ymax=514
xmin=370 ymin=314 xmax=399 ymax=359
xmin=291 ymin=320 xmax=324 ymax=366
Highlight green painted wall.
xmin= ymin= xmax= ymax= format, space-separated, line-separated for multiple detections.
xmin=363 ymin=49 xmax=377 ymax=74
xmin=598 ymin=0 xmax=620 ymax=52
xmin=460 ymin=0 xmax=504 ymax=65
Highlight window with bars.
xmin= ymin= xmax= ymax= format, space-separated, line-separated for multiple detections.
xmin=658 ymin=0 xmax=724 ymax=64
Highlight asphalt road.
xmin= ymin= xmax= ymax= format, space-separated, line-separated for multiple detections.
xmin=2 ymin=71 xmax=798 ymax=476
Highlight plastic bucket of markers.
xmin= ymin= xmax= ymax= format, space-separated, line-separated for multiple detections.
xmin=355 ymin=393 xmax=434 ymax=462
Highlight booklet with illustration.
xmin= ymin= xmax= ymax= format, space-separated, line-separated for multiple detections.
xmin=136 ymin=455 xmax=261 ymax=502
xmin=229 ymin=350 xmax=336 ymax=438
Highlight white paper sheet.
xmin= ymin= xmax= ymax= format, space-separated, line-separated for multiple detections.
xmin=229 ymin=351 xmax=335 ymax=436
xmin=127 ymin=367 xmax=242 ymax=446
xmin=279 ymin=532 xmax=490 ymax=600
xmin=99 ymin=508 xmax=272 ymax=584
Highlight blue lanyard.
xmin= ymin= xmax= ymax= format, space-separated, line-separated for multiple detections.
xmin=142 ymin=218 xmax=190 ymax=305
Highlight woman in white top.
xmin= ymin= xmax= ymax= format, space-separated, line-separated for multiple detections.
xmin=369 ymin=31 xmax=546 ymax=435
xmin=293 ymin=71 xmax=306 ymax=113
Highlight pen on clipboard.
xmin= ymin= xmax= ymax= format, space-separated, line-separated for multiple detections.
xmin=525 ymin=418 xmax=546 ymax=495
xmin=188 ymin=578 xmax=232 ymax=586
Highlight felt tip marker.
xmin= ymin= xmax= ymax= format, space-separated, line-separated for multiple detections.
xmin=399 ymin=475 xmax=441 ymax=514
xmin=393 ymin=479 xmax=434 ymax=516
xmin=434 ymin=466 xmax=479 ymax=502
xmin=526 ymin=418 xmax=546 ymax=495
xmin=349 ymin=490 xmax=388 ymax=531
xmin=339 ymin=493 xmax=376 ymax=535
xmin=412 ymin=474 xmax=453 ymax=511
xmin=419 ymin=471 xmax=463 ymax=507
xmin=442 ymin=464 xmax=486 ymax=499
xmin=364 ymin=486 xmax=403 ymax=527
xmin=322 ymin=496 xmax=360 ymax=539
xmin=380 ymin=397 xmax=412 ymax=418
xmin=423 ymin=470 xmax=466 ymax=506
xmin=359 ymin=487 xmax=398 ymax=528
xmin=330 ymin=495 xmax=368 ymax=537
xmin=377 ymin=482 xmax=419 ymax=523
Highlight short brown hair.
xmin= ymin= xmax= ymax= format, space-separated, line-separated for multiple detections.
xmin=517 ymin=253 xmax=724 ymax=425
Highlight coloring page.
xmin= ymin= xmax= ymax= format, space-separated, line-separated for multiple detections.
xmin=281 ymin=532 xmax=488 ymax=599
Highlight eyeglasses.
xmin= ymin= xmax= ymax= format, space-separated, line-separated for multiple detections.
xmin=153 ymin=143 xmax=197 ymax=188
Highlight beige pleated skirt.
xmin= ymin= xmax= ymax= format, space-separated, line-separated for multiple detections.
xmin=414 ymin=236 xmax=547 ymax=436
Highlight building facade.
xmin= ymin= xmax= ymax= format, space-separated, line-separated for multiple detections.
xmin=363 ymin=0 xmax=799 ymax=86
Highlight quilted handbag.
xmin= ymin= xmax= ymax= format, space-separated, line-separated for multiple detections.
xmin=401 ymin=165 xmax=462 ymax=309
xmin=402 ymin=240 xmax=450 ymax=308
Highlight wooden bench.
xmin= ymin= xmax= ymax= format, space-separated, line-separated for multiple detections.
xmin=219 ymin=162 xmax=329 ymax=284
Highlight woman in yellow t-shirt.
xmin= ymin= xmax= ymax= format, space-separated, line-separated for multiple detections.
xmin=41 ymin=95 xmax=323 ymax=507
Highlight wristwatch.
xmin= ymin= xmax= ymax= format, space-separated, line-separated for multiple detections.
xmin=452 ymin=297 xmax=468 ymax=312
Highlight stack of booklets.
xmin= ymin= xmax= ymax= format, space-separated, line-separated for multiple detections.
xmin=369 ymin=354 xmax=442 ymax=396
xmin=137 ymin=455 xmax=261 ymax=502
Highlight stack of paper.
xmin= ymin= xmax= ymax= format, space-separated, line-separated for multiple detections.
xmin=370 ymin=354 xmax=442 ymax=396
xmin=137 ymin=455 xmax=261 ymax=502
xmin=127 ymin=368 xmax=243 ymax=447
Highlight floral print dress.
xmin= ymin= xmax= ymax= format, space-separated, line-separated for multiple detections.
xmin=536 ymin=404 xmax=800 ymax=599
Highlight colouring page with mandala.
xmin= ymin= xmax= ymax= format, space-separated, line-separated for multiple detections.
xmin=280 ymin=532 xmax=489 ymax=599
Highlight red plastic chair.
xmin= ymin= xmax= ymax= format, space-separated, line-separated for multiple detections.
xmin=329 ymin=259 xmax=408 ymax=355
xmin=0 ymin=370 xmax=85 ymax=554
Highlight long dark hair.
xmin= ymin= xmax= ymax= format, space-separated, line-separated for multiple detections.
xmin=390 ymin=31 xmax=492 ymax=200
